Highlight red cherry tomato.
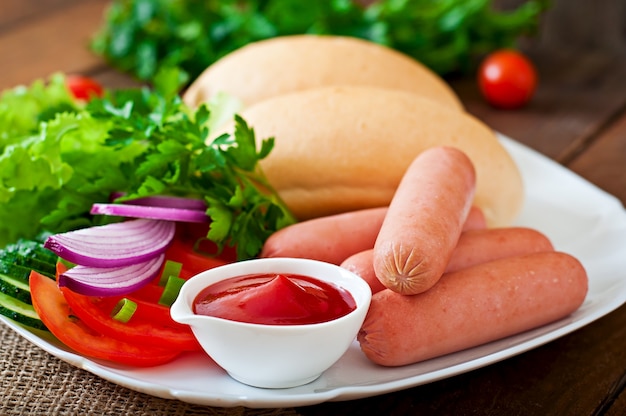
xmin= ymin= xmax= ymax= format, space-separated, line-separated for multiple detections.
xmin=65 ymin=75 xmax=104 ymax=101
xmin=478 ymin=49 xmax=537 ymax=109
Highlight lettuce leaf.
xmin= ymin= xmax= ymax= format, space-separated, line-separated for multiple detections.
xmin=0 ymin=74 xmax=78 ymax=150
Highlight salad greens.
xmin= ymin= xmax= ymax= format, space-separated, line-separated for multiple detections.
xmin=0 ymin=71 xmax=295 ymax=260
xmin=91 ymin=0 xmax=549 ymax=83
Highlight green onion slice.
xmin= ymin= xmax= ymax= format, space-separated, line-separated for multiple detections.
xmin=159 ymin=276 xmax=186 ymax=307
xmin=111 ymin=298 xmax=138 ymax=323
xmin=159 ymin=260 xmax=182 ymax=286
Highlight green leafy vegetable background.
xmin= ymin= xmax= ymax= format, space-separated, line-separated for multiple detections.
xmin=92 ymin=0 xmax=549 ymax=84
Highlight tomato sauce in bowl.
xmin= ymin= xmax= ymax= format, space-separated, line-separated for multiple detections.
xmin=193 ymin=273 xmax=356 ymax=325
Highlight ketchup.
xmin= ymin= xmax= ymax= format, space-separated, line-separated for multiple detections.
xmin=193 ymin=273 xmax=356 ymax=325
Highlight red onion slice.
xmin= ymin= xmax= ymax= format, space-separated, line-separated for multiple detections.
xmin=58 ymin=254 xmax=165 ymax=296
xmin=44 ymin=219 xmax=175 ymax=268
xmin=90 ymin=203 xmax=209 ymax=223
xmin=110 ymin=194 xmax=208 ymax=211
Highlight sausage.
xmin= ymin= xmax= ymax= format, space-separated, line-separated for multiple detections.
xmin=260 ymin=204 xmax=485 ymax=265
xmin=340 ymin=249 xmax=386 ymax=294
xmin=444 ymin=226 xmax=554 ymax=273
xmin=373 ymin=146 xmax=476 ymax=295
xmin=259 ymin=207 xmax=387 ymax=264
xmin=341 ymin=226 xmax=554 ymax=294
xmin=462 ymin=205 xmax=487 ymax=232
xmin=357 ymin=251 xmax=588 ymax=367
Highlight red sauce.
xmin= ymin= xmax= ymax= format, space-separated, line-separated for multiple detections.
xmin=193 ymin=273 xmax=356 ymax=325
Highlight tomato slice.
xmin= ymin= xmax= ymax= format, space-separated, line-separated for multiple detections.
xmin=60 ymin=287 xmax=201 ymax=351
xmin=56 ymin=263 xmax=201 ymax=352
xmin=29 ymin=270 xmax=180 ymax=367
xmin=171 ymin=222 xmax=238 ymax=274
xmin=33 ymin=232 xmax=234 ymax=366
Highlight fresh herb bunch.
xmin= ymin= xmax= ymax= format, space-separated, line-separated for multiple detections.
xmin=91 ymin=0 xmax=549 ymax=83
xmin=0 ymin=71 xmax=296 ymax=259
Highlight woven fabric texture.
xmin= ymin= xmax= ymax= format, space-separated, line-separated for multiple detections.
xmin=0 ymin=322 xmax=302 ymax=416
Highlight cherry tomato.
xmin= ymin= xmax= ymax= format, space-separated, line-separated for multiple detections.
xmin=65 ymin=75 xmax=104 ymax=101
xmin=29 ymin=270 xmax=180 ymax=367
xmin=478 ymin=49 xmax=537 ymax=109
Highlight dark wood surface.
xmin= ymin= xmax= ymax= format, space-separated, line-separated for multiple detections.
xmin=1 ymin=1 xmax=625 ymax=415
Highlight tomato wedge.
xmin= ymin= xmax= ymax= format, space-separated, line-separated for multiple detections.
xmin=29 ymin=270 xmax=180 ymax=367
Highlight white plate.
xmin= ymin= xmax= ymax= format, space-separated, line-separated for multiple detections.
xmin=3 ymin=135 xmax=626 ymax=409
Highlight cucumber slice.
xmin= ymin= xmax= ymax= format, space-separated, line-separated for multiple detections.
xmin=0 ymin=260 xmax=54 ymax=282
xmin=0 ymin=251 xmax=56 ymax=276
xmin=0 ymin=273 xmax=32 ymax=304
xmin=0 ymin=291 xmax=47 ymax=331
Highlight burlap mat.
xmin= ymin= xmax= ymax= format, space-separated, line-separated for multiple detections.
xmin=0 ymin=322 xmax=302 ymax=416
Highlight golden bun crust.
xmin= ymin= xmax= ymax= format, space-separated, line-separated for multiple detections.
xmin=183 ymin=34 xmax=463 ymax=111
xmin=235 ymin=86 xmax=524 ymax=227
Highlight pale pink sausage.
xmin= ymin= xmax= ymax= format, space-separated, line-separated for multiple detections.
xmin=357 ymin=251 xmax=588 ymax=367
xmin=260 ymin=207 xmax=387 ymax=265
xmin=373 ymin=146 xmax=476 ymax=295
xmin=342 ymin=226 xmax=554 ymax=294
xmin=340 ymin=249 xmax=385 ymax=294
xmin=462 ymin=205 xmax=487 ymax=232
xmin=444 ymin=226 xmax=554 ymax=273
xmin=261 ymin=204 xmax=485 ymax=266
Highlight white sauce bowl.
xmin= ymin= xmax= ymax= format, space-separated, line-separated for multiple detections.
xmin=170 ymin=257 xmax=372 ymax=389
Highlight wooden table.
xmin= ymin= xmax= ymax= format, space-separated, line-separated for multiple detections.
xmin=2 ymin=1 xmax=625 ymax=415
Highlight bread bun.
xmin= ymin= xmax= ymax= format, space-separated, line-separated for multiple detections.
xmin=234 ymin=86 xmax=523 ymax=227
xmin=183 ymin=35 xmax=463 ymax=111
